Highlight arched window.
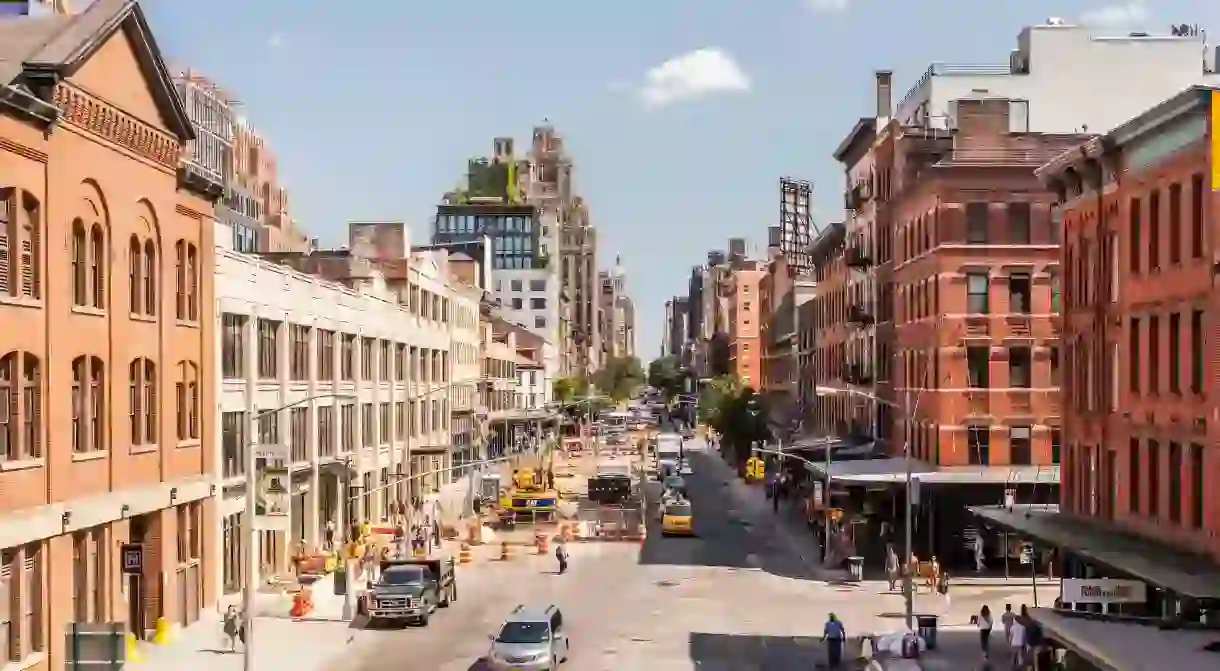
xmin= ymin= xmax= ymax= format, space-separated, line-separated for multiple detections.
xmin=174 ymin=240 xmax=185 ymax=319
xmin=89 ymin=224 xmax=105 ymax=308
xmin=71 ymin=355 xmax=105 ymax=452
xmin=186 ymin=243 xmax=198 ymax=321
xmin=143 ymin=239 xmax=156 ymax=316
xmin=128 ymin=236 xmax=142 ymax=314
xmin=71 ymin=220 xmax=87 ymax=306
xmin=129 ymin=358 xmax=157 ymax=445
xmin=0 ymin=351 xmax=41 ymax=461
xmin=176 ymin=360 xmax=199 ymax=441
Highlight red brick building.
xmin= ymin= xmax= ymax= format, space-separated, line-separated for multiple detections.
xmin=808 ymin=223 xmax=858 ymax=437
xmin=887 ymin=98 xmax=1085 ymax=468
xmin=1039 ymin=85 xmax=1219 ymax=562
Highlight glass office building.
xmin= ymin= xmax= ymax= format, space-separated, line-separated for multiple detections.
xmin=433 ymin=204 xmax=541 ymax=270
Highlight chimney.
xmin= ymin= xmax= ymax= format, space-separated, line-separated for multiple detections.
xmin=875 ymin=70 xmax=893 ymax=120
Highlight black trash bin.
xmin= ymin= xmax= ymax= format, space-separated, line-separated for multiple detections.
xmin=847 ymin=556 xmax=864 ymax=582
xmin=917 ymin=615 xmax=939 ymax=650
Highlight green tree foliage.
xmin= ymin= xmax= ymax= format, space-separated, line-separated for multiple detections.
xmin=700 ymin=376 xmax=771 ymax=467
xmin=647 ymin=356 xmax=686 ymax=401
xmin=593 ymin=356 xmax=645 ymax=402
xmin=552 ymin=376 xmax=591 ymax=404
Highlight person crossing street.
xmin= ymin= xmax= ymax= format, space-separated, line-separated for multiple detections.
xmin=555 ymin=541 xmax=569 ymax=575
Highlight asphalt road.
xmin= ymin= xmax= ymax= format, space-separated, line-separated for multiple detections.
xmin=337 ymin=440 xmax=1050 ymax=670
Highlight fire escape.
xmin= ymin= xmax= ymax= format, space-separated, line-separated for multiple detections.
xmin=843 ymin=178 xmax=875 ymax=446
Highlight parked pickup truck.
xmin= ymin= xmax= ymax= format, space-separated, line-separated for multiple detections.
xmin=363 ymin=555 xmax=457 ymax=627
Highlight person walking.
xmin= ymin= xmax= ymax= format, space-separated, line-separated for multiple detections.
xmin=977 ymin=605 xmax=993 ymax=660
xmin=222 ymin=605 xmax=241 ymax=651
xmin=555 ymin=542 xmax=569 ymax=575
xmin=1008 ymin=609 xmax=1027 ymax=669
xmin=1001 ymin=603 xmax=1016 ymax=645
xmin=974 ymin=533 xmax=986 ymax=573
xmin=822 ymin=613 xmax=847 ymax=668
xmin=885 ymin=544 xmax=900 ymax=592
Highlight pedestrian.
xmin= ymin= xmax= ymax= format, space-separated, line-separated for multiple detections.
xmin=885 ymin=544 xmax=899 ymax=592
xmin=937 ymin=568 xmax=951 ymax=606
xmin=555 ymin=542 xmax=569 ymax=575
xmin=822 ymin=612 xmax=846 ymax=668
xmin=222 ymin=605 xmax=240 ymax=651
xmin=1001 ymin=603 xmax=1015 ymax=644
xmin=974 ymin=533 xmax=986 ymax=573
xmin=324 ymin=520 xmax=336 ymax=551
xmin=393 ymin=521 xmax=406 ymax=556
xmin=1009 ymin=608 xmax=1027 ymax=669
xmin=976 ymin=605 xmax=993 ymax=659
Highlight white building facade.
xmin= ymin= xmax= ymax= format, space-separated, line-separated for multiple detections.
xmin=212 ymin=238 xmax=454 ymax=599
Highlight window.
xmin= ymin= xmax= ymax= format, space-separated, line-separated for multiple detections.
xmin=1168 ymin=441 xmax=1181 ymax=524
xmin=174 ymin=240 xmax=199 ymax=320
xmin=72 ymin=220 xmax=87 ymax=305
xmin=129 ymin=236 xmax=142 ymax=313
xmin=360 ymin=338 xmax=374 ymax=380
xmin=1148 ymin=315 xmax=1160 ymax=394
xmin=361 ymin=403 xmax=374 ymax=447
xmin=72 ymin=530 xmax=104 ymax=623
xmin=256 ymin=408 xmax=279 ymax=446
xmin=221 ymin=314 xmax=245 ymax=379
xmin=1007 ymin=203 xmax=1031 ymax=244
xmin=1009 ymin=426 xmax=1031 ymax=465
xmin=379 ymin=402 xmax=390 ymax=445
xmin=394 ymin=402 xmax=406 ymax=441
xmin=143 ymin=239 xmax=156 ymax=315
xmin=1129 ymin=197 xmax=1141 ymax=273
xmin=379 ymin=340 xmax=391 ymax=381
xmin=1147 ymin=440 xmax=1160 ymax=518
xmin=966 ymin=346 xmax=990 ymax=387
xmin=967 ymin=426 xmax=990 ymax=465
xmin=1008 ymin=346 xmax=1031 ymax=387
xmin=534 ymin=316 xmax=547 ymax=328
xmin=1168 ymin=183 xmax=1181 ymax=264
xmin=0 ymin=189 xmax=42 ymax=300
xmin=317 ymin=330 xmax=335 ymax=380
xmin=0 ymin=550 xmax=12 ymax=661
xmin=88 ymin=225 xmax=105 ymax=309
xmin=257 ymin=319 xmax=280 ymax=380
xmin=128 ymin=358 xmax=156 ymax=446
xmin=1148 ymin=189 xmax=1160 ymax=271
xmin=966 ymin=273 xmax=989 ymax=313
xmin=966 ymin=202 xmax=988 ymax=243
xmin=394 ymin=343 xmax=406 ymax=381
xmin=1129 ymin=439 xmax=1141 ymax=514
xmin=1190 ymin=310 xmax=1203 ymax=394
xmin=1049 ymin=346 xmax=1060 ymax=387
xmin=221 ymin=411 xmax=246 ymax=478
xmin=1190 ymin=443 xmax=1204 ymax=529
xmin=1050 ymin=427 xmax=1061 ymax=464
xmin=511 ymin=298 xmax=523 ymax=309
xmin=289 ymin=407 xmax=308 ymax=462
xmin=530 ymin=297 xmax=547 ymax=309
xmin=339 ymin=404 xmax=355 ymax=453
xmin=289 ymin=325 xmax=310 ymax=381
xmin=510 ymin=279 xmax=523 ymax=292
xmin=1128 ymin=317 xmax=1140 ymax=393
xmin=340 ymin=335 xmax=355 ymax=380
xmin=529 ymin=279 xmax=546 ymax=292
xmin=1008 ymin=273 xmax=1031 ymax=313
xmin=317 ymin=406 xmax=335 ymax=458
xmin=1169 ymin=312 xmax=1181 ymax=394
xmin=1190 ymin=173 xmax=1204 ymax=258
xmin=0 ymin=351 xmax=41 ymax=461
xmin=71 ymin=356 xmax=105 ymax=452
xmin=175 ymin=360 xmax=200 ymax=442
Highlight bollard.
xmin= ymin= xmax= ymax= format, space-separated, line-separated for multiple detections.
xmin=535 ymin=532 xmax=549 ymax=555
xmin=500 ymin=541 xmax=512 ymax=561
xmin=459 ymin=543 xmax=473 ymax=564
xmin=150 ymin=617 xmax=171 ymax=645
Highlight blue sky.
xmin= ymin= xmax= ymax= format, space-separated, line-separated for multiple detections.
xmin=143 ymin=0 xmax=1218 ymax=362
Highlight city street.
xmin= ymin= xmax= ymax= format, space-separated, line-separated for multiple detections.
xmin=336 ymin=439 xmax=1056 ymax=670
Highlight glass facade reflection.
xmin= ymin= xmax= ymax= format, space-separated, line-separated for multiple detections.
xmin=431 ymin=207 xmax=540 ymax=270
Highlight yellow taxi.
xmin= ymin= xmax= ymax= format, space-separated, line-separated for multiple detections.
xmin=661 ymin=501 xmax=694 ymax=537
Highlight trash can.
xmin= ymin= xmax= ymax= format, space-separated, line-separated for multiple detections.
xmin=917 ymin=614 xmax=939 ymax=650
xmin=847 ymin=556 xmax=865 ymax=582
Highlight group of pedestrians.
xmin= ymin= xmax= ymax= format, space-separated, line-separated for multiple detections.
xmin=975 ymin=603 xmax=1048 ymax=668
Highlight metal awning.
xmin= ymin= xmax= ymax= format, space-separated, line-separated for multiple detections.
xmin=1029 ymin=607 xmax=1220 ymax=671
xmin=807 ymin=460 xmax=1060 ymax=485
xmin=970 ymin=505 xmax=1220 ymax=600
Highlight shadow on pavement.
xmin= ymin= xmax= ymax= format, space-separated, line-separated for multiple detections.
xmin=688 ymin=632 xmax=826 ymax=670
xmin=638 ymin=450 xmax=827 ymax=581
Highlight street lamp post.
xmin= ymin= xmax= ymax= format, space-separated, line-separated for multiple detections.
xmin=815 ymin=384 xmax=921 ymax=633
xmin=244 ymin=392 xmax=356 ymax=671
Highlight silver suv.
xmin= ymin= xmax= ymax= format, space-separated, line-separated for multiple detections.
xmin=487 ymin=604 xmax=569 ymax=671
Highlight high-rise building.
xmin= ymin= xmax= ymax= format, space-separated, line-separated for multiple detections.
xmin=598 ymin=256 xmax=636 ymax=361
xmin=0 ymin=2 xmax=220 ymax=665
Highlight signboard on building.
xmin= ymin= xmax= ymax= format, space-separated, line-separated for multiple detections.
xmin=254 ymin=443 xmax=291 ymax=531
xmin=120 ymin=543 xmax=143 ymax=575
xmin=1060 ymin=578 xmax=1146 ymax=605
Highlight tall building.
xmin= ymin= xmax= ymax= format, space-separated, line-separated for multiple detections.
xmin=230 ymin=118 xmax=311 ymax=253
xmin=0 ymin=1 xmax=221 ymax=665
xmin=971 ymin=84 xmax=1220 ymax=669
xmin=665 ymin=296 xmax=689 ymax=361
xmin=726 ymin=265 xmax=764 ymax=388
xmin=598 ymin=255 xmax=636 ymax=360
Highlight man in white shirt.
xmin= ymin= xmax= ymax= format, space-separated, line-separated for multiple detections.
xmin=1008 ymin=618 xmax=1026 ymax=669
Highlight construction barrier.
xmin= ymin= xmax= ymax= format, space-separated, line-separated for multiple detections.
xmin=500 ymin=541 xmax=512 ymax=561
xmin=459 ymin=543 xmax=473 ymax=564
xmin=151 ymin=617 xmax=171 ymax=644
xmin=535 ymin=532 xmax=549 ymax=555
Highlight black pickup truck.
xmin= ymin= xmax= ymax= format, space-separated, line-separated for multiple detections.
xmin=362 ymin=555 xmax=457 ymax=627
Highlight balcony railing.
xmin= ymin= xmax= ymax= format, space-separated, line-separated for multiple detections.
xmin=842 ymin=364 xmax=873 ymax=386
xmin=964 ymin=316 xmax=990 ymax=338
xmin=845 ymin=247 xmax=873 ymax=269
xmin=847 ymin=304 xmax=875 ymax=326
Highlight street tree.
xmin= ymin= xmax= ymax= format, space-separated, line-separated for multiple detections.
xmin=647 ymin=355 xmax=686 ymax=401
xmin=593 ymin=355 xmax=645 ymax=402
xmin=552 ymin=376 xmax=589 ymax=404
xmin=702 ymin=377 xmax=771 ymax=467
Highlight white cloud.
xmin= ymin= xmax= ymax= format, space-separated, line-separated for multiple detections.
xmin=637 ymin=48 xmax=751 ymax=109
xmin=806 ymin=0 xmax=848 ymax=12
xmin=268 ymin=33 xmax=286 ymax=49
xmin=1080 ymin=2 xmax=1150 ymax=27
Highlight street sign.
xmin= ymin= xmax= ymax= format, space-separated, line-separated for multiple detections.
xmin=120 ymin=543 xmax=142 ymax=575
xmin=1019 ymin=542 xmax=1034 ymax=565
xmin=253 ymin=443 xmax=289 ymax=461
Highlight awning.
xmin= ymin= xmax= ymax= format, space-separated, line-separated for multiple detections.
xmin=1029 ymin=607 xmax=1220 ymax=671
xmin=969 ymin=505 xmax=1220 ymax=600
xmin=808 ymin=459 xmax=1060 ymax=486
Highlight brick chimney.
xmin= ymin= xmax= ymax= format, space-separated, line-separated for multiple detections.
xmin=875 ymin=70 xmax=893 ymax=120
